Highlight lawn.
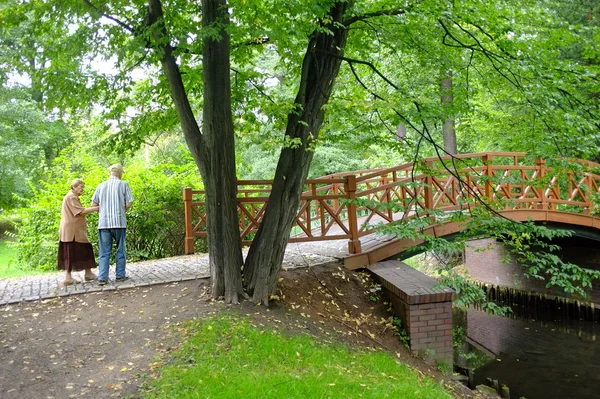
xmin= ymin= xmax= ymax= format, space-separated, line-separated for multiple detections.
xmin=0 ymin=239 xmax=30 ymax=278
xmin=142 ymin=314 xmax=454 ymax=399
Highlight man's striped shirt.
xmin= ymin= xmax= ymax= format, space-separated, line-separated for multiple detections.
xmin=92 ymin=176 xmax=134 ymax=229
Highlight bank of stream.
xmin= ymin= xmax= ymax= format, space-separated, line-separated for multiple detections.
xmin=454 ymin=287 xmax=600 ymax=399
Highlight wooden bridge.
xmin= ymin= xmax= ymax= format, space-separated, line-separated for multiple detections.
xmin=183 ymin=152 xmax=600 ymax=269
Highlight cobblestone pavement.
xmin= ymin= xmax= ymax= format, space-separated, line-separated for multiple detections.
xmin=0 ymin=244 xmax=342 ymax=306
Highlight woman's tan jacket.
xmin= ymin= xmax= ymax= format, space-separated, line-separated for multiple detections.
xmin=59 ymin=191 xmax=90 ymax=243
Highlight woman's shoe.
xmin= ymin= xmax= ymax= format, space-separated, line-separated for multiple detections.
xmin=62 ymin=279 xmax=79 ymax=286
xmin=84 ymin=273 xmax=97 ymax=281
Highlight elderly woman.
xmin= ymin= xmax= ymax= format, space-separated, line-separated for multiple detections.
xmin=58 ymin=179 xmax=99 ymax=285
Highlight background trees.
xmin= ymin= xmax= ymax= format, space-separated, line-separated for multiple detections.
xmin=0 ymin=87 xmax=71 ymax=209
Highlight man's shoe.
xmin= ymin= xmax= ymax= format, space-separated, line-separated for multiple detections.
xmin=115 ymin=276 xmax=129 ymax=282
xmin=98 ymin=280 xmax=108 ymax=286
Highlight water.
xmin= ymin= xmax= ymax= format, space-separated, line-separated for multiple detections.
xmin=460 ymin=307 xmax=600 ymax=399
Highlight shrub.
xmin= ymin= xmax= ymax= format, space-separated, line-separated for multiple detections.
xmin=15 ymin=155 xmax=201 ymax=272
xmin=120 ymin=163 xmax=200 ymax=261
xmin=0 ymin=213 xmax=19 ymax=239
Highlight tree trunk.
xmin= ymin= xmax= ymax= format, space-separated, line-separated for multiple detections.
xmin=200 ymin=0 xmax=245 ymax=303
xmin=28 ymin=56 xmax=43 ymax=104
xmin=148 ymin=0 xmax=244 ymax=303
xmin=441 ymin=70 xmax=457 ymax=155
xmin=243 ymin=1 xmax=352 ymax=305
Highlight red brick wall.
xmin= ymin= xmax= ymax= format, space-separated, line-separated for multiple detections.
xmin=387 ymin=293 xmax=453 ymax=365
xmin=369 ymin=261 xmax=456 ymax=366
xmin=463 ymin=238 xmax=544 ymax=291
xmin=464 ymin=238 xmax=600 ymax=303
xmin=467 ymin=309 xmax=521 ymax=355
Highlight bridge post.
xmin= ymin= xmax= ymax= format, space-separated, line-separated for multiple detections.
xmin=183 ymin=188 xmax=195 ymax=254
xmin=585 ymin=173 xmax=593 ymax=215
xmin=535 ymin=158 xmax=547 ymax=210
xmin=332 ymin=181 xmax=339 ymax=212
xmin=345 ymin=175 xmax=362 ymax=254
xmin=382 ymin=175 xmax=393 ymax=219
xmin=424 ymin=160 xmax=434 ymax=212
xmin=482 ymin=154 xmax=493 ymax=199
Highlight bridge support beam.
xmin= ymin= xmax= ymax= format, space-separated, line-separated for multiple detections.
xmin=345 ymin=175 xmax=362 ymax=254
xmin=368 ymin=261 xmax=455 ymax=367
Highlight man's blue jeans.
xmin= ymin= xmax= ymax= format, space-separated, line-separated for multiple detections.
xmin=98 ymin=228 xmax=127 ymax=281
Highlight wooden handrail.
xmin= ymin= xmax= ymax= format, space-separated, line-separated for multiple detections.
xmin=183 ymin=152 xmax=600 ymax=254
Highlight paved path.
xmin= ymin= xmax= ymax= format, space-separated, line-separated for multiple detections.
xmin=0 ymin=244 xmax=341 ymax=306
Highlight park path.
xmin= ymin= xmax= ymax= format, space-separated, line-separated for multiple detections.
xmin=0 ymin=243 xmax=342 ymax=306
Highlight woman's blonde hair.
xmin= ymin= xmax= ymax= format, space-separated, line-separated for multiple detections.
xmin=70 ymin=178 xmax=85 ymax=190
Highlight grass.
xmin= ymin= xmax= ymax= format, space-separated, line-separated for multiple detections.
xmin=0 ymin=240 xmax=31 ymax=278
xmin=142 ymin=314 xmax=454 ymax=399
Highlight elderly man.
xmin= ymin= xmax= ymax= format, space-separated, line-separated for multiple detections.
xmin=91 ymin=164 xmax=134 ymax=285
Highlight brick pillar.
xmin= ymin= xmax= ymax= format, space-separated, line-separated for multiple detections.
xmin=368 ymin=261 xmax=455 ymax=367
xmin=404 ymin=301 xmax=453 ymax=365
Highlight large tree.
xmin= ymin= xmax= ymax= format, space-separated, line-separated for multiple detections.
xmin=146 ymin=0 xmax=353 ymax=304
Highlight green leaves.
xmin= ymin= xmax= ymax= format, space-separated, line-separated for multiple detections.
xmin=0 ymin=87 xmax=72 ymax=209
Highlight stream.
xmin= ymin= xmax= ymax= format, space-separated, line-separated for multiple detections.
xmin=457 ymin=304 xmax=600 ymax=399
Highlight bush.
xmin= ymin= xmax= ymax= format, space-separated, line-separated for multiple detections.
xmin=15 ymin=155 xmax=201 ymax=272
xmin=0 ymin=213 xmax=19 ymax=239
xmin=120 ymin=163 xmax=200 ymax=261
xmin=15 ymin=162 xmax=78 ymax=271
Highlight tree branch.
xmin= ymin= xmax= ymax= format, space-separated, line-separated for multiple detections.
xmin=231 ymin=67 xmax=277 ymax=104
xmin=81 ymin=0 xmax=135 ymax=33
xmin=345 ymin=61 xmax=519 ymax=224
xmin=232 ymin=36 xmax=270 ymax=49
xmin=313 ymin=49 xmax=400 ymax=90
xmin=438 ymin=19 xmax=522 ymax=90
xmin=345 ymin=8 xmax=407 ymax=26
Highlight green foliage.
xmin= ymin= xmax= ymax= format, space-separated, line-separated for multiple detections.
xmin=490 ymin=219 xmax=600 ymax=297
xmin=452 ymin=308 xmax=493 ymax=369
xmin=6 ymin=0 xmax=598 ymax=177
xmin=0 ymin=87 xmax=72 ymax=209
xmin=122 ymin=162 xmax=200 ymax=261
xmin=372 ymin=187 xmax=600 ymax=312
xmin=0 ymin=213 xmax=19 ymax=238
xmin=436 ymin=360 xmax=452 ymax=375
xmin=14 ymin=144 xmax=201 ymax=272
xmin=1 ymin=0 xmax=599 ymax=296
xmin=142 ymin=314 xmax=453 ymax=399
xmin=14 ymin=154 xmax=102 ymax=271
xmin=453 ymin=1 xmax=600 ymax=160
xmin=238 ymin=142 xmax=401 ymax=179
xmin=392 ymin=317 xmax=410 ymax=349
xmin=452 ymin=325 xmax=491 ymax=370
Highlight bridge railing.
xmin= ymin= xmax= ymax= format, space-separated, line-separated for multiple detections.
xmin=183 ymin=152 xmax=600 ymax=254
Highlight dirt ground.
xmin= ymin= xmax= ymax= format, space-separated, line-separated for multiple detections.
xmin=0 ymin=264 xmax=492 ymax=399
